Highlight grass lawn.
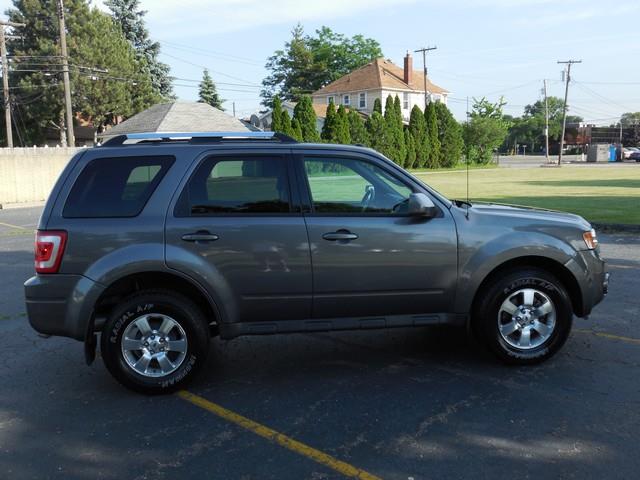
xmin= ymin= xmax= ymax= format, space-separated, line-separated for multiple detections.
xmin=413 ymin=166 xmax=640 ymax=225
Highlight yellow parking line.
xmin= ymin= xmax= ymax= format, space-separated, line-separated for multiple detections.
xmin=177 ymin=390 xmax=381 ymax=480
xmin=574 ymin=329 xmax=640 ymax=345
xmin=0 ymin=221 xmax=27 ymax=230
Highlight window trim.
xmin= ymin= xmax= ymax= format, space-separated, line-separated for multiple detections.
xmin=403 ymin=92 xmax=409 ymax=110
xmin=294 ymin=153 xmax=422 ymax=218
xmin=342 ymin=94 xmax=350 ymax=106
xmin=358 ymin=92 xmax=366 ymax=109
xmin=62 ymin=155 xmax=175 ymax=219
xmin=174 ymin=153 xmax=301 ymax=218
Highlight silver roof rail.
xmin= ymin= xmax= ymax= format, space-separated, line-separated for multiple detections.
xmin=101 ymin=131 xmax=297 ymax=147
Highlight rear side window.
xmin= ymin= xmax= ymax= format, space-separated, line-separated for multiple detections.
xmin=63 ymin=156 xmax=174 ymax=218
xmin=178 ymin=156 xmax=291 ymax=215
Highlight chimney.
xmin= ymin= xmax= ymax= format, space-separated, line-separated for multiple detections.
xmin=403 ymin=51 xmax=413 ymax=85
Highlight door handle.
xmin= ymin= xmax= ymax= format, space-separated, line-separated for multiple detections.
xmin=181 ymin=232 xmax=219 ymax=242
xmin=322 ymin=231 xmax=358 ymax=241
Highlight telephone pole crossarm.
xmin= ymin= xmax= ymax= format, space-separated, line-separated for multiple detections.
xmin=414 ymin=46 xmax=437 ymax=111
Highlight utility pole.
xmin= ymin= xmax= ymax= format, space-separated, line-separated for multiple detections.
xmin=414 ymin=46 xmax=437 ymax=111
xmin=557 ymin=59 xmax=581 ymax=166
xmin=57 ymin=0 xmax=74 ymax=147
xmin=0 ymin=20 xmax=24 ymax=148
xmin=543 ymin=79 xmax=550 ymax=163
xmin=232 ymin=101 xmax=236 ymax=118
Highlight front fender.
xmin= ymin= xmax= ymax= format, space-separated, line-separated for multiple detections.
xmin=455 ymin=230 xmax=577 ymax=313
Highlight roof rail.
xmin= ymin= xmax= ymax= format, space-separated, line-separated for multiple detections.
xmin=100 ymin=131 xmax=297 ymax=147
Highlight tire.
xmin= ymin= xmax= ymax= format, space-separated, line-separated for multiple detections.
xmin=474 ymin=268 xmax=573 ymax=365
xmin=101 ymin=289 xmax=210 ymax=394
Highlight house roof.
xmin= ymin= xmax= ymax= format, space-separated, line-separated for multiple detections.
xmin=103 ymin=101 xmax=252 ymax=137
xmin=281 ymin=101 xmax=361 ymax=120
xmin=314 ymin=57 xmax=448 ymax=96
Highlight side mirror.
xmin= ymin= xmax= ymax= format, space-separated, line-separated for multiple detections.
xmin=407 ymin=193 xmax=438 ymax=218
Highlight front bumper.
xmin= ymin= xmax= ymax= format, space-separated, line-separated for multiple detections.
xmin=24 ymin=274 xmax=104 ymax=341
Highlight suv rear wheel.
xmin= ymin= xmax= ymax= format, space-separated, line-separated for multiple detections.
xmin=101 ymin=290 xmax=209 ymax=394
xmin=475 ymin=268 xmax=573 ymax=364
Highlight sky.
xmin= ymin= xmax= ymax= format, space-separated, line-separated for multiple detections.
xmin=2 ymin=0 xmax=639 ymax=123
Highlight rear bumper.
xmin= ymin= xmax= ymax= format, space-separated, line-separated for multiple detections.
xmin=24 ymin=274 xmax=104 ymax=341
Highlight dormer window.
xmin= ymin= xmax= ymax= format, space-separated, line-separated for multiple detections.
xmin=343 ymin=94 xmax=350 ymax=106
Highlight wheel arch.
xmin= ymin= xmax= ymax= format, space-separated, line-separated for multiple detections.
xmin=469 ymin=255 xmax=584 ymax=324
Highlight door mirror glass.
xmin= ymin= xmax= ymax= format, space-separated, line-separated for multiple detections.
xmin=408 ymin=193 xmax=438 ymax=218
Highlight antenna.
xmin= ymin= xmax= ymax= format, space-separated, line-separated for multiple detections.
xmin=465 ymin=95 xmax=470 ymax=218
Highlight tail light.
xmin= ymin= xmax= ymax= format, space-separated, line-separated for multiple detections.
xmin=35 ymin=230 xmax=67 ymax=274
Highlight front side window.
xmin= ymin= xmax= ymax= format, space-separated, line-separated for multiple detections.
xmin=181 ymin=157 xmax=291 ymax=215
xmin=359 ymin=92 xmax=366 ymax=109
xmin=326 ymin=96 xmax=334 ymax=105
xmin=403 ymin=92 xmax=409 ymax=109
xmin=63 ymin=156 xmax=174 ymax=218
xmin=304 ymin=157 xmax=413 ymax=214
xmin=343 ymin=94 xmax=350 ymax=106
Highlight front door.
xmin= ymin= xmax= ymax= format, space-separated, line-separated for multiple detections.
xmin=298 ymin=153 xmax=457 ymax=319
xmin=166 ymin=152 xmax=311 ymax=324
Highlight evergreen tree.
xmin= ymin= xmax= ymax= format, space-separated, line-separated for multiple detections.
xmin=280 ymin=110 xmax=293 ymax=137
xmin=198 ymin=69 xmax=224 ymax=110
xmin=365 ymin=111 xmax=389 ymax=155
xmin=383 ymin=95 xmax=406 ymax=165
xmin=7 ymin=0 xmax=157 ymax=145
xmin=291 ymin=118 xmax=304 ymax=141
xmin=106 ymin=0 xmax=173 ymax=98
xmin=404 ymin=129 xmax=416 ymax=169
xmin=271 ymin=96 xmax=283 ymax=132
xmin=435 ymin=102 xmax=464 ymax=168
xmin=372 ymin=97 xmax=382 ymax=115
xmin=409 ymin=105 xmax=430 ymax=168
xmin=425 ymin=102 xmax=441 ymax=168
xmin=347 ymin=110 xmax=369 ymax=145
xmin=321 ymin=100 xmax=337 ymax=142
xmin=335 ymin=104 xmax=351 ymax=144
xmin=293 ymin=95 xmax=320 ymax=142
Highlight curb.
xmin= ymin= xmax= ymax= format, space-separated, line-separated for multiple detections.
xmin=592 ymin=223 xmax=640 ymax=234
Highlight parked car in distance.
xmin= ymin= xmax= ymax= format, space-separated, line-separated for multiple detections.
xmin=25 ymin=132 xmax=609 ymax=394
xmin=629 ymin=150 xmax=640 ymax=162
xmin=623 ymin=147 xmax=639 ymax=159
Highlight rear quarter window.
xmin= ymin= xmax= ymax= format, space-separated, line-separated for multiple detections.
xmin=63 ymin=156 xmax=174 ymax=218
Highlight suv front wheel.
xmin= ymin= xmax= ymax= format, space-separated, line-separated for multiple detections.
xmin=475 ymin=268 xmax=573 ymax=364
xmin=101 ymin=290 xmax=210 ymax=394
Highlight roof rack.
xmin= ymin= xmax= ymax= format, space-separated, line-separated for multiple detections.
xmin=100 ymin=131 xmax=297 ymax=147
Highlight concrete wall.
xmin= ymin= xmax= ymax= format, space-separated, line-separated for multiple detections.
xmin=0 ymin=147 xmax=82 ymax=205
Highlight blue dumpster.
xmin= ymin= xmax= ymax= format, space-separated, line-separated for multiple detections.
xmin=609 ymin=145 xmax=616 ymax=162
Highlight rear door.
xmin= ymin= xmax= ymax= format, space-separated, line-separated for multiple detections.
xmin=165 ymin=150 xmax=312 ymax=325
xmin=296 ymin=151 xmax=458 ymax=319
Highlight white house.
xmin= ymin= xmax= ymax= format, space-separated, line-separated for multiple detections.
xmin=311 ymin=53 xmax=449 ymax=122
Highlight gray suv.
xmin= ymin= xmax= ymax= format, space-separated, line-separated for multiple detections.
xmin=25 ymin=132 xmax=609 ymax=393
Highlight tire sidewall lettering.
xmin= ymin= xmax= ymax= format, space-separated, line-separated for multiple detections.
xmin=109 ymin=303 xmax=155 ymax=344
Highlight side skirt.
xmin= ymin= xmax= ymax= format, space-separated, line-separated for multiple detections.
xmin=219 ymin=313 xmax=467 ymax=340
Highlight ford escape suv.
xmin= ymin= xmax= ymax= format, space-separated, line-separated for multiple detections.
xmin=25 ymin=132 xmax=609 ymax=393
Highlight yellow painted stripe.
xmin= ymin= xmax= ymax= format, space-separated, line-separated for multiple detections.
xmin=0 ymin=221 xmax=28 ymax=230
xmin=177 ymin=390 xmax=382 ymax=480
xmin=574 ymin=329 xmax=640 ymax=345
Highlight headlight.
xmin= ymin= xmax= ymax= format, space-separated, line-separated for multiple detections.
xmin=583 ymin=228 xmax=598 ymax=250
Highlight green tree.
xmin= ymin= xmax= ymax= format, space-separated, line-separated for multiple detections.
xmin=271 ymin=96 xmax=283 ymax=132
xmin=464 ymin=97 xmax=510 ymax=164
xmin=279 ymin=110 xmax=294 ymax=137
xmin=198 ymin=69 xmax=224 ymax=110
xmin=347 ymin=110 xmax=368 ymax=145
xmin=293 ymin=95 xmax=320 ymax=142
xmin=435 ymin=102 xmax=463 ymax=167
xmin=425 ymin=102 xmax=441 ymax=168
xmin=404 ymin=129 xmax=416 ymax=169
xmin=261 ymin=24 xmax=382 ymax=106
xmin=321 ymin=100 xmax=337 ymax=142
xmin=6 ymin=0 xmax=157 ymax=145
xmin=106 ymin=0 xmax=173 ymax=98
xmin=335 ymin=104 xmax=351 ymax=144
xmin=366 ymin=111 xmax=389 ymax=155
xmin=621 ymin=112 xmax=640 ymax=126
xmin=409 ymin=105 xmax=430 ymax=168
xmin=291 ymin=117 xmax=304 ymax=141
xmin=372 ymin=97 xmax=382 ymax=115
xmin=382 ymin=95 xmax=406 ymax=165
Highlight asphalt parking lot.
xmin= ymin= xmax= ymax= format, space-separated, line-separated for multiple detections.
xmin=1 ymin=205 xmax=639 ymax=479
